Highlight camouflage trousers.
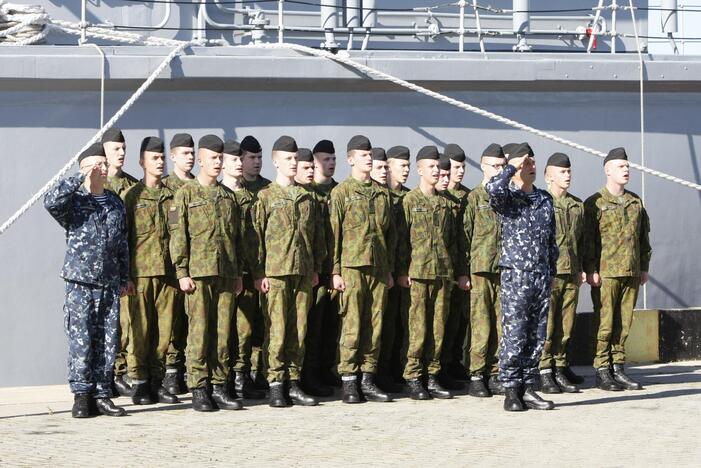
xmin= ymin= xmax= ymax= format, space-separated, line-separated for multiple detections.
xmin=403 ymin=278 xmax=452 ymax=380
xmin=113 ymin=295 xmax=130 ymax=377
xmin=337 ymin=266 xmax=388 ymax=375
xmin=498 ymin=268 xmax=551 ymax=387
xmin=591 ymin=276 xmax=640 ymax=369
xmin=126 ymin=276 xmax=178 ymax=382
xmin=469 ymin=273 xmax=502 ymax=377
xmin=442 ymin=287 xmax=470 ymax=372
xmin=64 ymin=280 xmax=120 ymax=398
xmin=185 ymin=276 xmax=236 ymax=389
xmin=379 ymin=284 xmax=410 ymax=378
xmin=231 ymin=274 xmax=264 ymax=374
xmin=165 ymin=291 xmax=186 ymax=372
xmin=303 ymin=275 xmax=340 ymax=378
xmin=540 ymin=274 xmax=579 ymax=370
xmin=261 ymin=275 xmax=312 ymax=383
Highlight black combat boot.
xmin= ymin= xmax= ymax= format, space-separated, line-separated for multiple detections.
xmin=375 ymin=372 xmax=403 ymax=394
xmin=539 ymin=371 xmax=562 ymax=394
xmin=438 ymin=371 xmax=465 ymax=391
xmin=522 ymin=384 xmax=555 ymax=410
xmin=288 ymin=380 xmax=319 ymax=406
xmin=235 ymin=371 xmax=266 ymax=399
xmin=468 ymin=377 xmax=491 ymax=398
xmin=427 ymin=375 xmax=453 ymax=399
xmin=488 ymin=374 xmax=505 ymax=395
xmin=342 ymin=376 xmax=362 ymax=404
xmin=503 ymin=386 xmax=525 ymax=412
xmin=191 ymin=387 xmax=217 ymax=412
xmin=212 ymin=384 xmax=243 ymax=410
xmin=407 ymin=378 xmax=431 ymax=400
xmin=360 ymin=373 xmax=392 ymax=402
xmin=113 ymin=374 xmax=134 ymax=397
xmin=612 ymin=364 xmax=643 ymax=390
xmin=163 ymin=369 xmax=187 ymax=396
xmin=151 ymin=380 xmax=180 ymax=404
xmin=71 ymin=394 xmax=92 ymax=418
xmin=561 ymin=366 xmax=584 ymax=384
xmin=595 ymin=367 xmax=624 ymax=391
xmin=131 ymin=381 xmax=155 ymax=405
xmin=269 ymin=383 xmax=290 ymax=408
xmin=94 ymin=397 xmax=127 ymax=417
xmin=555 ymin=367 xmax=580 ymax=393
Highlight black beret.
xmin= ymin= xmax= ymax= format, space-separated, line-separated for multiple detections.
xmin=546 ymin=152 xmax=571 ymax=168
xmin=313 ymin=139 xmax=335 ymax=155
xmin=416 ymin=145 xmax=440 ymax=161
xmin=297 ymin=148 xmax=313 ymax=162
xmin=170 ymin=133 xmax=194 ymax=149
xmin=140 ymin=136 xmax=164 ymax=154
xmin=198 ymin=134 xmax=224 ymax=153
xmin=347 ymin=135 xmax=372 ymax=152
xmin=372 ymin=147 xmax=387 ymax=161
xmin=439 ymin=154 xmax=452 ymax=171
xmin=481 ymin=143 xmax=505 ymax=159
xmin=101 ymin=127 xmax=125 ymax=144
xmin=78 ymin=142 xmax=106 ymax=163
xmin=240 ymin=135 xmax=262 ymax=154
xmin=444 ymin=143 xmax=466 ymax=162
xmin=272 ymin=135 xmax=298 ymax=153
xmin=506 ymin=142 xmax=534 ymax=161
xmin=387 ymin=145 xmax=410 ymax=160
xmin=501 ymin=143 xmax=520 ymax=157
xmin=223 ymin=139 xmax=242 ymax=156
xmin=604 ymin=147 xmax=628 ymax=165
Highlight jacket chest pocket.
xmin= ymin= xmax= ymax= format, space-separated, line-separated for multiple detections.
xmin=298 ymin=199 xmax=312 ymax=225
xmin=474 ymin=204 xmax=496 ymax=237
xmin=569 ymin=205 xmax=584 ymax=240
xmin=599 ymin=204 xmax=622 ymax=233
xmin=188 ymin=201 xmax=211 ymax=237
xmin=217 ymin=197 xmax=237 ymax=226
xmin=410 ymin=207 xmax=431 ymax=241
xmin=270 ymin=200 xmax=294 ymax=231
xmin=344 ymin=195 xmax=366 ymax=230
xmin=134 ymin=203 xmax=157 ymax=236
xmin=623 ymin=202 xmax=642 ymax=237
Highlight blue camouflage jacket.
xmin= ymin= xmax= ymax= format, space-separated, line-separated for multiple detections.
xmin=44 ymin=173 xmax=129 ymax=288
xmin=485 ymin=165 xmax=558 ymax=277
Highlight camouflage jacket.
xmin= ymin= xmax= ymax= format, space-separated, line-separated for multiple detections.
xmin=443 ymin=184 xmax=471 ymax=274
xmin=486 ymin=165 xmax=558 ymax=276
xmin=168 ymin=180 xmax=242 ymax=280
xmin=242 ymin=175 xmax=272 ymax=194
xmin=583 ymin=187 xmax=652 ymax=277
xmin=223 ymin=184 xmax=257 ymax=275
xmin=330 ymin=177 xmax=397 ymax=276
xmin=123 ymin=182 xmax=175 ymax=278
xmin=106 ymin=171 xmax=139 ymax=197
xmin=551 ymin=191 xmax=585 ymax=275
xmin=162 ymin=174 xmax=194 ymax=192
xmin=311 ymin=179 xmax=338 ymax=275
xmin=396 ymin=188 xmax=461 ymax=279
xmin=251 ymin=182 xmax=325 ymax=279
xmin=463 ymin=184 xmax=501 ymax=275
xmin=44 ymin=173 xmax=129 ymax=288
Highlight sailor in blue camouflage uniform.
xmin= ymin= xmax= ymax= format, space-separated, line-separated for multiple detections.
xmin=44 ymin=142 xmax=130 ymax=418
xmin=485 ymin=142 xmax=558 ymax=412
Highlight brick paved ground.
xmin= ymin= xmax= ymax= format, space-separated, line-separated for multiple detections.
xmin=1 ymin=362 xmax=700 ymax=467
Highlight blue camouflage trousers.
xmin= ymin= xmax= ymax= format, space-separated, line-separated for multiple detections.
xmin=498 ymin=268 xmax=550 ymax=387
xmin=64 ymin=281 xmax=120 ymax=397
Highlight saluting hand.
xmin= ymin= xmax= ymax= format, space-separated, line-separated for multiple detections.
xmin=179 ymin=277 xmax=196 ymax=294
xmin=508 ymin=155 xmax=528 ymax=170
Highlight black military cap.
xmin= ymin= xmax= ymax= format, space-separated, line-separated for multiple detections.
xmin=297 ymin=148 xmax=314 ymax=162
xmin=501 ymin=143 xmax=520 ymax=158
xmin=240 ymin=135 xmax=262 ymax=153
xmin=372 ymin=147 xmax=387 ymax=161
xmin=604 ymin=147 xmax=628 ymax=165
xmin=387 ymin=145 xmax=410 ymax=160
xmin=444 ymin=143 xmax=466 ymax=162
xmin=481 ymin=143 xmax=505 ymax=159
xmin=78 ymin=142 xmax=106 ymax=164
xmin=347 ymin=135 xmax=372 ymax=152
xmin=198 ymin=134 xmax=224 ymax=153
xmin=272 ymin=135 xmax=298 ymax=153
xmin=223 ymin=139 xmax=242 ymax=156
xmin=439 ymin=154 xmax=452 ymax=171
xmin=416 ymin=145 xmax=440 ymax=161
xmin=140 ymin=136 xmax=164 ymax=154
xmin=313 ymin=139 xmax=335 ymax=155
xmin=546 ymin=152 xmax=571 ymax=168
xmin=506 ymin=142 xmax=534 ymax=161
xmin=170 ymin=133 xmax=194 ymax=149
xmin=101 ymin=127 xmax=125 ymax=144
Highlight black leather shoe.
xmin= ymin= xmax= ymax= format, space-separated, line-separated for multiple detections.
xmin=522 ymin=385 xmax=554 ymax=410
xmin=94 ymin=397 xmax=127 ymax=417
xmin=289 ymin=380 xmax=319 ymax=406
xmin=503 ymin=386 xmax=525 ymax=412
xmin=561 ymin=366 xmax=584 ymax=385
xmin=269 ymin=383 xmax=290 ymax=408
xmin=375 ymin=372 xmax=403 ymax=394
xmin=612 ymin=364 xmax=643 ymax=390
xmin=131 ymin=382 xmax=155 ymax=405
xmin=71 ymin=394 xmax=92 ymax=418
xmin=407 ymin=378 xmax=431 ymax=400
xmin=428 ymin=375 xmax=453 ymax=399
xmin=212 ymin=384 xmax=243 ymax=410
xmin=488 ymin=375 xmax=505 ymax=396
xmin=235 ymin=371 xmax=266 ymax=399
xmin=192 ymin=387 xmax=217 ymax=412
xmin=360 ymin=373 xmax=392 ymax=402
xmin=468 ymin=378 xmax=491 ymax=398
xmin=555 ymin=367 xmax=580 ymax=393
xmin=596 ymin=367 xmax=624 ymax=391
xmin=539 ymin=372 xmax=562 ymax=394
xmin=342 ymin=377 xmax=362 ymax=404
xmin=438 ymin=371 xmax=465 ymax=391
xmin=151 ymin=381 xmax=180 ymax=404
xmin=114 ymin=375 xmax=134 ymax=397
xmin=163 ymin=370 xmax=187 ymax=396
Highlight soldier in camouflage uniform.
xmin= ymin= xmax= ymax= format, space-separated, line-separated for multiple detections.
xmin=331 ymin=135 xmax=397 ymax=404
xmin=44 ymin=142 xmax=129 ymax=418
xmin=370 ymin=147 xmax=388 ymax=185
xmin=169 ymin=135 xmax=244 ymax=412
xmin=251 ymin=139 xmax=325 ymax=407
xmin=538 ymin=153 xmax=586 ymax=394
xmin=486 ymin=142 xmax=558 ymax=412
xmin=396 ymin=146 xmax=469 ymax=400
xmin=122 ymin=137 xmax=181 ymax=405
xmin=584 ymin=147 xmax=652 ymax=391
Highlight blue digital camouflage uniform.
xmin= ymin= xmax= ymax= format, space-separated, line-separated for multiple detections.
xmin=486 ymin=164 xmax=558 ymax=388
xmin=44 ymin=173 xmax=129 ymax=398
